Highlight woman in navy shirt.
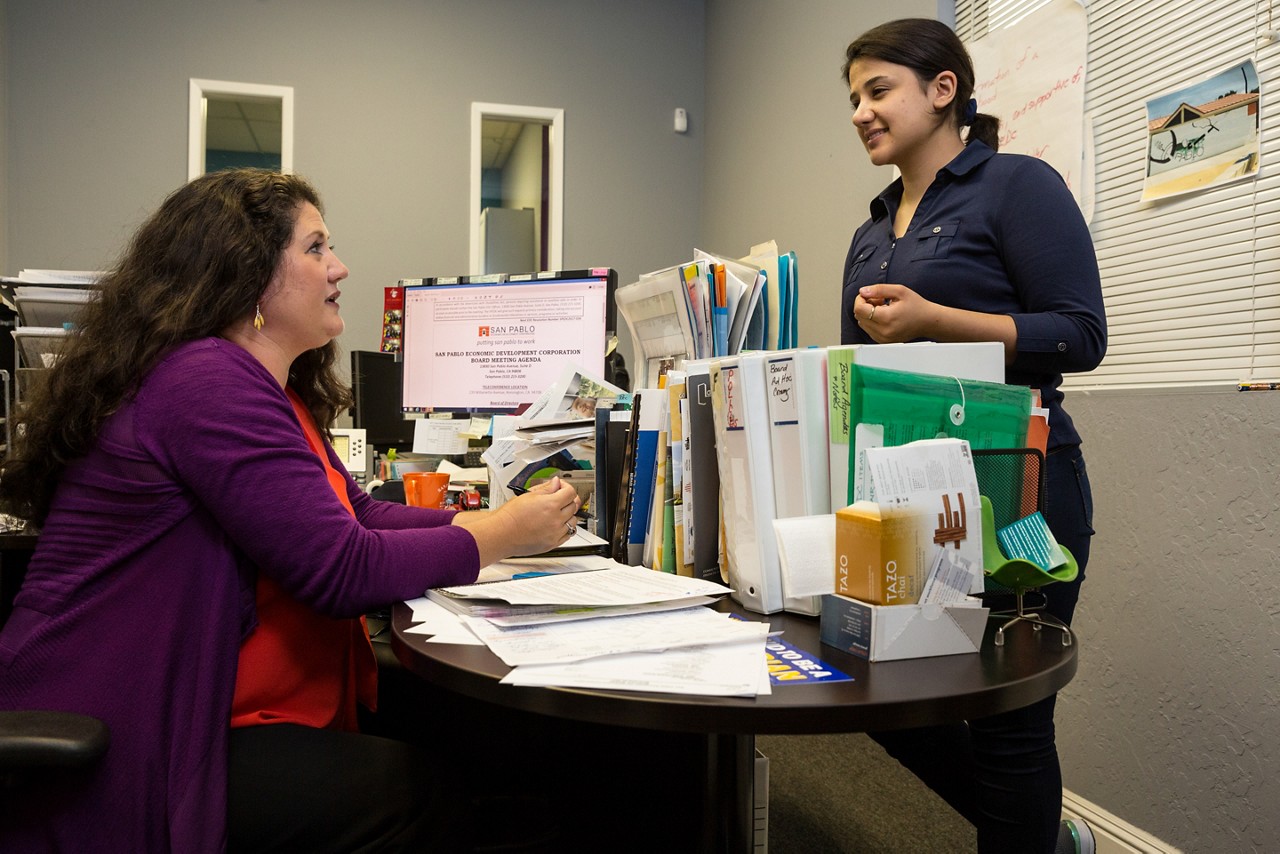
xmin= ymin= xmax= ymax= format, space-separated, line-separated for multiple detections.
xmin=840 ymin=18 xmax=1105 ymax=854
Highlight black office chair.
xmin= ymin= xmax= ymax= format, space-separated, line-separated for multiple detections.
xmin=0 ymin=710 xmax=110 ymax=791
xmin=0 ymin=539 xmax=111 ymax=795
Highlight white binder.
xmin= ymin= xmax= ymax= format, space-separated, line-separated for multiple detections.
xmin=710 ymin=353 xmax=784 ymax=614
xmin=764 ymin=348 xmax=824 ymax=615
xmin=792 ymin=347 xmax=832 ymax=517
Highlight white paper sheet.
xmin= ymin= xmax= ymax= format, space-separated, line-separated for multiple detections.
xmin=402 ymin=597 xmax=484 ymax=644
xmin=500 ymin=634 xmax=772 ymax=696
xmin=462 ymin=605 xmax=766 ymax=666
xmin=437 ymin=564 xmax=732 ymax=606
xmin=772 ymin=514 xmax=838 ymax=598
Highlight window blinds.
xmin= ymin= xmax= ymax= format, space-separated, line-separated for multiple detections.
xmin=954 ymin=0 xmax=1280 ymax=389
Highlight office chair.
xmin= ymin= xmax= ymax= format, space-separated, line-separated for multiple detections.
xmin=972 ymin=449 xmax=1078 ymax=647
xmin=0 ymin=537 xmax=110 ymax=794
xmin=0 ymin=710 xmax=110 ymax=790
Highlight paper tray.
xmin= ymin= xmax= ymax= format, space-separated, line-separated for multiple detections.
xmin=820 ymin=593 xmax=989 ymax=662
xmin=14 ymin=288 xmax=94 ymax=328
xmin=11 ymin=326 xmax=71 ymax=368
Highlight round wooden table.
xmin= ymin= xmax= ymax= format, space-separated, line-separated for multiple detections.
xmin=391 ymin=597 xmax=1076 ymax=852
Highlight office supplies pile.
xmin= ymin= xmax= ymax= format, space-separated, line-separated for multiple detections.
xmin=615 ymin=240 xmax=798 ymax=390
xmin=597 ymin=241 xmax=799 ymax=580
xmin=405 ymin=561 xmax=776 ymax=696
xmin=598 ymin=339 xmax=1052 ymax=661
xmin=478 ymin=364 xmax=627 ymax=555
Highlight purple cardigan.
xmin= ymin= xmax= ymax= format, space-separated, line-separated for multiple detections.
xmin=0 ymin=338 xmax=480 ymax=852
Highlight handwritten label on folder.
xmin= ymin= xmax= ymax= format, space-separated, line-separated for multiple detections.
xmin=766 ymin=356 xmax=798 ymax=425
xmin=721 ymin=364 xmax=742 ymax=431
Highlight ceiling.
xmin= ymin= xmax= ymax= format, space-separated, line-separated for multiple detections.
xmin=205 ymin=96 xmax=282 ymax=153
xmin=482 ymin=119 xmax=529 ymax=170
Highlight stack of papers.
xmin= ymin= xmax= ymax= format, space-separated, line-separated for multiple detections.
xmin=615 ymin=241 xmax=800 ymax=388
xmin=405 ymin=563 xmax=775 ymax=696
xmin=482 ymin=363 xmax=624 ymax=510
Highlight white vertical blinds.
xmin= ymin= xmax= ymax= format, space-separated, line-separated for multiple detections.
xmin=954 ymin=0 xmax=1280 ymax=388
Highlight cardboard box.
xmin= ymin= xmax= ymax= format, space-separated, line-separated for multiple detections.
xmin=855 ymin=438 xmax=984 ymax=596
xmin=820 ymin=593 xmax=990 ymax=662
xmin=834 ymin=501 xmax=929 ymax=605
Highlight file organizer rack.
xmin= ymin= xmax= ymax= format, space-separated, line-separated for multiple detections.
xmin=1 ymin=369 xmax=8 ymax=457
xmin=971 ymin=448 xmax=1077 ymax=647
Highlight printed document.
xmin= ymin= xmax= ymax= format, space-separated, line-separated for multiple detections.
xmin=500 ymin=635 xmax=772 ymax=697
xmin=436 ymin=564 xmax=732 ymax=606
xmin=462 ymin=605 xmax=766 ymax=666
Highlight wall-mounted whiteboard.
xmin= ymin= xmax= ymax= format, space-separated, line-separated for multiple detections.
xmin=968 ymin=0 xmax=1091 ymax=219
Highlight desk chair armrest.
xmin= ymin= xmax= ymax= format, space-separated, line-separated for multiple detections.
xmin=0 ymin=711 xmax=110 ymax=770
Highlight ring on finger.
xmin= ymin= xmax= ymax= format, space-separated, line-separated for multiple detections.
xmin=867 ymin=304 xmax=876 ymax=321
xmin=565 ymin=522 xmax=575 ymax=535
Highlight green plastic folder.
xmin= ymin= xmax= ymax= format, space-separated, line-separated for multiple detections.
xmin=845 ymin=364 xmax=1032 ymax=505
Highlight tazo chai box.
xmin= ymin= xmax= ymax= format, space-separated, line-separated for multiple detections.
xmin=834 ymin=501 xmax=928 ymax=606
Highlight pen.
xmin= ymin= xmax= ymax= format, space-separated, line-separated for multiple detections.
xmin=509 ymin=484 xmax=591 ymax=520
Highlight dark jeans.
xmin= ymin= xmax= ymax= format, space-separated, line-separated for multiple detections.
xmin=869 ymin=444 xmax=1095 ymax=854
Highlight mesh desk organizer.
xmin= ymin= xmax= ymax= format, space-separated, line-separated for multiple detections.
xmin=971 ymin=449 xmax=1078 ymax=647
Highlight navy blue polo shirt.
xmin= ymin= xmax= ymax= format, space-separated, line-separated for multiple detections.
xmin=840 ymin=141 xmax=1106 ymax=449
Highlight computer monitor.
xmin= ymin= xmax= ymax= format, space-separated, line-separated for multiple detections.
xmin=350 ymin=350 xmax=416 ymax=449
xmin=399 ymin=268 xmax=616 ymax=413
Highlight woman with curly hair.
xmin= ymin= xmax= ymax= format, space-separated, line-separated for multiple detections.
xmin=0 ymin=168 xmax=580 ymax=851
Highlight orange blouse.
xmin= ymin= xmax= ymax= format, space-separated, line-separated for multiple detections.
xmin=229 ymin=389 xmax=378 ymax=731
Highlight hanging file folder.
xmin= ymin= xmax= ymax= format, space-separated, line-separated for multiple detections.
xmin=828 ymin=342 xmax=1006 ymax=508
xmin=847 ymin=363 xmax=1032 ymax=505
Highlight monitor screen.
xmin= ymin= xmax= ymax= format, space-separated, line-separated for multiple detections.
xmin=350 ymin=350 xmax=417 ymax=448
xmin=400 ymin=268 xmax=616 ymax=413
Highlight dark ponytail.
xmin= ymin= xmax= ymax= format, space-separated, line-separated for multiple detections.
xmin=842 ymin=18 xmax=1002 ymax=151
xmin=968 ymin=112 xmax=1000 ymax=150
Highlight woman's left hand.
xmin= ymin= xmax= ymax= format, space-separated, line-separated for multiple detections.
xmin=854 ymin=283 xmax=939 ymax=342
xmin=854 ymin=282 xmax=1019 ymax=363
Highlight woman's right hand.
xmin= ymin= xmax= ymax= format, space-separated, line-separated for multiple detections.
xmin=453 ymin=477 xmax=582 ymax=566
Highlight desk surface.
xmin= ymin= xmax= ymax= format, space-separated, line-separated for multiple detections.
xmin=390 ymin=596 xmax=1077 ymax=735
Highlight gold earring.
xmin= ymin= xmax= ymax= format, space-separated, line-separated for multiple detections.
xmin=253 ymin=304 xmax=264 ymax=331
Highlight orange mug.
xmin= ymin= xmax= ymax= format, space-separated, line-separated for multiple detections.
xmin=403 ymin=471 xmax=450 ymax=509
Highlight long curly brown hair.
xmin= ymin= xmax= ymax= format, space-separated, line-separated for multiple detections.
xmin=0 ymin=168 xmax=352 ymax=526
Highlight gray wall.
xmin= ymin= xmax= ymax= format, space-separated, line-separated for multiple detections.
xmin=702 ymin=0 xmax=934 ymax=348
xmin=4 ymin=0 xmax=706 ymax=364
xmin=702 ymin=1 xmax=1278 ymax=850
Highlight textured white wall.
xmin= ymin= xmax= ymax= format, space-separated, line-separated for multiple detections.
xmin=1062 ymin=389 xmax=1279 ymax=850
